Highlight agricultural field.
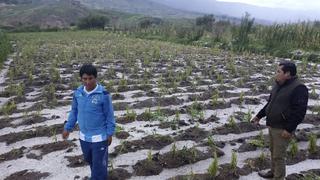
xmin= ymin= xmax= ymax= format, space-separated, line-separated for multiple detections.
xmin=0 ymin=31 xmax=320 ymax=180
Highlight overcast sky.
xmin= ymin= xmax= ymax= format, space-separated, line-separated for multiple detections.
xmin=216 ymin=0 xmax=320 ymax=10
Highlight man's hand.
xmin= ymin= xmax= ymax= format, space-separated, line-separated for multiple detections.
xmin=107 ymin=136 xmax=112 ymax=146
xmin=62 ymin=130 xmax=70 ymax=140
xmin=281 ymin=130 xmax=292 ymax=139
xmin=251 ymin=116 xmax=260 ymax=125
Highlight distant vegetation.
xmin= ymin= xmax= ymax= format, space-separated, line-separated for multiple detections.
xmin=118 ymin=13 xmax=320 ymax=62
xmin=1 ymin=0 xmax=320 ymax=62
xmin=77 ymin=15 xmax=109 ymax=29
xmin=0 ymin=30 xmax=11 ymax=67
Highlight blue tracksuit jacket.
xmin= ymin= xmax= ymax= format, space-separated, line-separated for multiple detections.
xmin=64 ymin=84 xmax=115 ymax=142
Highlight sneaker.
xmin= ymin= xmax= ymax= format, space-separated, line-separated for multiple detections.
xmin=258 ymin=170 xmax=274 ymax=178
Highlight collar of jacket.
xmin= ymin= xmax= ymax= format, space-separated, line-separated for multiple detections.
xmin=277 ymin=76 xmax=298 ymax=87
xmin=76 ymin=84 xmax=109 ymax=95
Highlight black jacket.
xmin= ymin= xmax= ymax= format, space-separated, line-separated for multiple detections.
xmin=256 ymin=78 xmax=309 ymax=133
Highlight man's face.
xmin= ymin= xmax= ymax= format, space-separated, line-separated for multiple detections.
xmin=275 ymin=65 xmax=290 ymax=85
xmin=81 ymin=73 xmax=97 ymax=90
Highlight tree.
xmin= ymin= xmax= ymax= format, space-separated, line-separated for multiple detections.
xmin=77 ymin=15 xmax=109 ymax=29
xmin=196 ymin=14 xmax=215 ymax=31
xmin=139 ymin=17 xmax=163 ymax=29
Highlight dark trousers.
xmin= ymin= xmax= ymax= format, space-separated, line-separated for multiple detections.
xmin=80 ymin=140 xmax=108 ymax=180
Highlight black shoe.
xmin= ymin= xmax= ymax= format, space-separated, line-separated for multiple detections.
xmin=258 ymin=170 xmax=274 ymax=178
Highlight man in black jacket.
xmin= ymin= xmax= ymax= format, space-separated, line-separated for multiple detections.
xmin=251 ymin=61 xmax=308 ymax=180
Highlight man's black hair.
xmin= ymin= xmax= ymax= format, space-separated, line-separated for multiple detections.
xmin=80 ymin=64 xmax=97 ymax=78
xmin=279 ymin=61 xmax=297 ymax=76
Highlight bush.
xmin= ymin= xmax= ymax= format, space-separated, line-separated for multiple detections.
xmin=78 ymin=15 xmax=109 ymax=29
xmin=196 ymin=14 xmax=215 ymax=31
xmin=139 ymin=17 xmax=163 ymax=29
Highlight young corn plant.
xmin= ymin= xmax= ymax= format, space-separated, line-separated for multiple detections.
xmin=1 ymin=100 xmax=17 ymax=115
xmin=118 ymin=77 xmax=128 ymax=92
xmin=249 ymin=130 xmax=265 ymax=148
xmin=207 ymin=151 xmax=219 ymax=178
xmin=171 ymin=142 xmax=177 ymax=158
xmin=174 ymin=110 xmax=181 ymax=122
xmin=207 ymin=136 xmax=215 ymax=148
xmin=50 ymin=127 xmax=58 ymax=143
xmin=230 ymin=150 xmax=238 ymax=173
xmin=211 ymin=91 xmax=219 ymax=107
xmin=125 ymin=107 xmax=137 ymax=121
xmin=147 ymin=149 xmax=153 ymax=162
xmin=15 ymin=83 xmax=25 ymax=99
xmin=288 ymin=139 xmax=299 ymax=158
xmin=115 ymin=125 xmax=124 ymax=134
xmin=152 ymin=106 xmax=166 ymax=122
xmin=143 ymin=108 xmax=153 ymax=121
xmin=191 ymin=146 xmax=198 ymax=162
xmin=170 ymin=110 xmax=180 ymax=130
xmin=244 ymin=109 xmax=252 ymax=122
xmin=308 ymin=133 xmax=317 ymax=154
xmin=258 ymin=151 xmax=267 ymax=162
xmin=310 ymin=86 xmax=318 ymax=99
xmin=227 ymin=115 xmax=237 ymax=128
xmin=239 ymin=91 xmax=245 ymax=105
xmin=216 ymin=72 xmax=224 ymax=85
xmin=187 ymin=169 xmax=195 ymax=180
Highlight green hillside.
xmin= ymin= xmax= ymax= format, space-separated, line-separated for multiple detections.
xmin=79 ymin=0 xmax=202 ymax=18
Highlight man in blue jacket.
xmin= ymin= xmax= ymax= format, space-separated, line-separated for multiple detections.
xmin=62 ymin=64 xmax=115 ymax=180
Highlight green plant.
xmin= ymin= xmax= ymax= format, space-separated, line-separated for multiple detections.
xmin=125 ymin=108 xmax=137 ymax=121
xmin=0 ymin=30 xmax=11 ymax=68
xmin=249 ymin=131 xmax=265 ymax=148
xmin=171 ymin=143 xmax=177 ymax=157
xmin=190 ymin=146 xmax=198 ymax=162
xmin=211 ymin=90 xmax=219 ymax=107
xmin=50 ymin=66 xmax=61 ymax=82
xmin=308 ymin=133 xmax=317 ymax=154
xmin=147 ymin=149 xmax=153 ymax=162
xmin=78 ymin=15 xmax=109 ymax=29
xmin=288 ymin=139 xmax=299 ymax=157
xmin=207 ymin=136 xmax=215 ymax=148
xmin=118 ymin=78 xmax=128 ymax=91
xmin=258 ymin=151 xmax=267 ymax=163
xmin=152 ymin=106 xmax=166 ymax=122
xmin=227 ymin=115 xmax=236 ymax=128
xmin=51 ymin=127 xmax=57 ymax=143
xmin=310 ymin=86 xmax=318 ymax=99
xmin=44 ymin=83 xmax=57 ymax=106
xmin=207 ymin=151 xmax=219 ymax=178
xmin=174 ymin=110 xmax=181 ymax=122
xmin=239 ymin=91 xmax=245 ymax=104
xmin=115 ymin=125 xmax=124 ymax=133
xmin=301 ymin=172 xmax=320 ymax=180
xmin=109 ymin=160 xmax=114 ymax=171
xmin=119 ymin=140 xmax=127 ymax=154
xmin=230 ymin=150 xmax=238 ymax=172
xmin=216 ymin=72 xmax=224 ymax=84
xmin=244 ymin=109 xmax=252 ymax=122
xmin=232 ymin=12 xmax=254 ymax=52
xmin=143 ymin=108 xmax=153 ymax=121
xmin=187 ymin=169 xmax=195 ymax=180
xmin=1 ymin=100 xmax=17 ymax=115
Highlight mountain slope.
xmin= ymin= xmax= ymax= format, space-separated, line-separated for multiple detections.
xmin=78 ymin=0 xmax=202 ymax=18
xmin=151 ymin=0 xmax=320 ymax=22
xmin=0 ymin=0 xmax=91 ymax=29
xmin=0 ymin=0 xmax=146 ymax=29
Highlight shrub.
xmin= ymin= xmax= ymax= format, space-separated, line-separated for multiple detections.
xmin=78 ymin=15 xmax=109 ymax=29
